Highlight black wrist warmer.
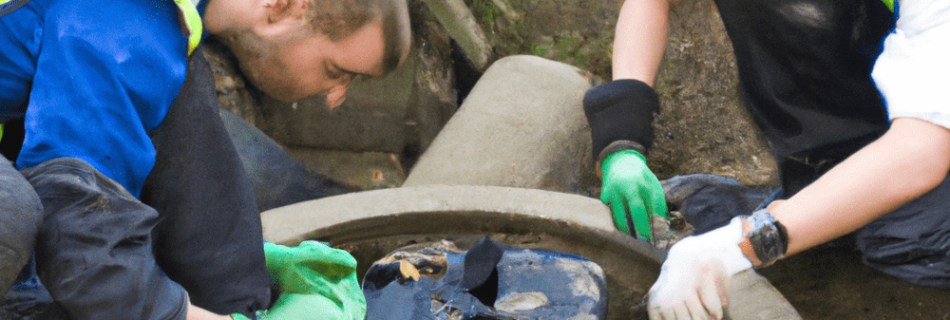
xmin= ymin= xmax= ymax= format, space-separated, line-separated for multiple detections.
xmin=582 ymin=79 xmax=660 ymax=160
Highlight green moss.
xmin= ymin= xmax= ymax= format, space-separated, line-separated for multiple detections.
xmin=466 ymin=0 xmax=617 ymax=80
xmin=473 ymin=0 xmax=498 ymax=25
xmin=529 ymin=42 xmax=548 ymax=56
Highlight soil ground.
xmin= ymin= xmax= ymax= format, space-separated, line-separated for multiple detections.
xmin=760 ymin=237 xmax=950 ymax=319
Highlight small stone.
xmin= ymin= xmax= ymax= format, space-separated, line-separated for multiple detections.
xmin=495 ymin=291 xmax=549 ymax=312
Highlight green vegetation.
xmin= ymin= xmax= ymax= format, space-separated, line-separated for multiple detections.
xmin=466 ymin=0 xmax=616 ymax=80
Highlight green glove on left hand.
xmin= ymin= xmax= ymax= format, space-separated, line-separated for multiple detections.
xmin=232 ymin=241 xmax=366 ymax=320
xmin=600 ymin=149 xmax=669 ymax=242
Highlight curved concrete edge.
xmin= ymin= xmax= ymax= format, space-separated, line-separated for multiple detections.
xmin=729 ymin=270 xmax=803 ymax=319
xmin=263 ymin=185 xmax=632 ymax=247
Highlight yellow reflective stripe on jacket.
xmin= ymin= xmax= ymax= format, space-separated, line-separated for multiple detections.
xmin=0 ymin=123 xmax=4 ymax=144
xmin=881 ymin=0 xmax=895 ymax=12
xmin=173 ymin=0 xmax=203 ymax=56
xmin=0 ymin=0 xmax=29 ymax=16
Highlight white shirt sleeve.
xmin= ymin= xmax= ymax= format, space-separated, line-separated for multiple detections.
xmin=871 ymin=0 xmax=950 ymax=129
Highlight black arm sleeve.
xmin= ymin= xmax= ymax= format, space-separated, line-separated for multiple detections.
xmin=582 ymin=79 xmax=660 ymax=160
xmin=141 ymin=46 xmax=271 ymax=317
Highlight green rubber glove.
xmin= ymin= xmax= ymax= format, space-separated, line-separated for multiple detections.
xmin=232 ymin=241 xmax=366 ymax=320
xmin=600 ymin=149 xmax=669 ymax=242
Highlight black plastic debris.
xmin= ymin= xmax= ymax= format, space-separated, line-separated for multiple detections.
xmin=362 ymin=236 xmax=608 ymax=320
xmin=662 ymin=174 xmax=773 ymax=235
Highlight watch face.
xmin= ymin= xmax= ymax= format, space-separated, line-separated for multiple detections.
xmin=0 ymin=0 xmax=28 ymax=17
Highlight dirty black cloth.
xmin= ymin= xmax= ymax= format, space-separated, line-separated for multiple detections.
xmin=141 ymin=45 xmax=271 ymax=316
xmin=20 ymin=158 xmax=188 ymax=320
xmin=662 ymin=174 xmax=772 ymax=234
xmin=362 ymin=237 xmax=608 ymax=320
xmin=712 ymin=0 xmax=894 ymax=196
xmin=0 ymin=155 xmax=42 ymax=297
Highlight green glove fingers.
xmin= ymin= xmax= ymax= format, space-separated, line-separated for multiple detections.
xmin=626 ymin=195 xmax=653 ymax=242
xmin=639 ymin=171 xmax=669 ymax=220
xmin=604 ymin=186 xmax=652 ymax=240
xmin=600 ymin=149 xmax=669 ymax=242
xmin=266 ymin=293 xmax=346 ymax=319
xmin=607 ymin=194 xmax=633 ymax=235
xmin=240 ymin=241 xmax=366 ymax=320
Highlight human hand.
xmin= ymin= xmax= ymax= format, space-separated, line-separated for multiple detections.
xmin=600 ymin=149 xmax=669 ymax=242
xmin=185 ymin=302 xmax=234 ymax=320
xmin=647 ymin=218 xmax=752 ymax=319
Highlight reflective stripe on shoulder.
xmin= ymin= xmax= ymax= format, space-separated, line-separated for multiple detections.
xmin=881 ymin=0 xmax=895 ymax=13
xmin=0 ymin=0 xmax=29 ymax=17
xmin=173 ymin=0 xmax=203 ymax=56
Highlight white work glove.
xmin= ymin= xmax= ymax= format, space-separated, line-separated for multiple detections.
xmin=647 ymin=217 xmax=752 ymax=320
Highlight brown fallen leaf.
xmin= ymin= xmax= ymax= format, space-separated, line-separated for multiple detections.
xmin=399 ymin=260 xmax=421 ymax=281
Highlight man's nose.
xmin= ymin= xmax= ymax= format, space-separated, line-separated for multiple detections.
xmin=325 ymin=84 xmax=349 ymax=109
xmin=321 ymin=72 xmax=355 ymax=109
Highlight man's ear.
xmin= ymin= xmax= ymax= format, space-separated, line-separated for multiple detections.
xmin=258 ymin=0 xmax=308 ymax=36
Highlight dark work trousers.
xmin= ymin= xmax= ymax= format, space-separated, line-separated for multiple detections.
xmin=710 ymin=0 xmax=950 ymax=287
xmin=140 ymin=45 xmax=271 ymax=316
xmin=20 ymin=158 xmax=189 ymax=320
xmin=0 ymin=155 xmax=42 ymax=297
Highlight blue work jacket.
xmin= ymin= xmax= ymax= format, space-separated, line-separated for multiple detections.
xmin=1 ymin=0 xmax=205 ymax=197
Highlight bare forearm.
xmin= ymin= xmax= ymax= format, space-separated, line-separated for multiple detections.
xmin=612 ymin=0 xmax=672 ymax=85
xmin=770 ymin=118 xmax=950 ymax=256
